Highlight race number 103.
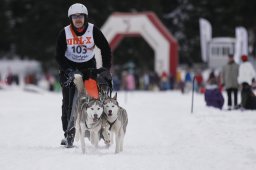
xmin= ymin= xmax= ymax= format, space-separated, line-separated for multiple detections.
xmin=71 ymin=46 xmax=87 ymax=54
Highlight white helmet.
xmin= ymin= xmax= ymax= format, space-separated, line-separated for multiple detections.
xmin=68 ymin=3 xmax=88 ymax=17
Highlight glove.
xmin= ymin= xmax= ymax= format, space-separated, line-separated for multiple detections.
xmin=98 ymin=67 xmax=112 ymax=81
xmin=97 ymin=67 xmax=112 ymax=89
xmin=63 ymin=69 xmax=75 ymax=87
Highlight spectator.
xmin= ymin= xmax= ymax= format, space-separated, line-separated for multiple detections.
xmin=149 ymin=71 xmax=160 ymax=91
xmin=123 ymin=71 xmax=136 ymax=91
xmin=194 ymin=70 xmax=204 ymax=92
xmin=45 ymin=71 xmax=56 ymax=91
xmin=112 ymin=73 xmax=121 ymax=91
xmin=184 ymin=69 xmax=192 ymax=93
xmin=204 ymin=71 xmax=224 ymax=109
xmin=238 ymin=55 xmax=256 ymax=109
xmin=142 ymin=71 xmax=150 ymax=90
xmin=221 ymin=54 xmax=239 ymax=110
xmin=169 ymin=73 xmax=175 ymax=90
xmin=160 ymin=71 xmax=170 ymax=91
xmin=6 ymin=72 xmax=13 ymax=85
xmin=176 ymin=70 xmax=185 ymax=93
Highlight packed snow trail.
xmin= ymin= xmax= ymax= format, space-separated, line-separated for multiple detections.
xmin=0 ymin=88 xmax=256 ymax=170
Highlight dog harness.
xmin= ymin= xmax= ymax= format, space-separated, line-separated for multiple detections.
xmin=107 ymin=119 xmax=117 ymax=131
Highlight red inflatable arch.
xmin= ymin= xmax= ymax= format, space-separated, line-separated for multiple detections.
xmin=95 ymin=12 xmax=178 ymax=76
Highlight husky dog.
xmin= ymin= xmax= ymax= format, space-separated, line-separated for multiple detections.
xmin=72 ymin=74 xmax=109 ymax=154
xmin=103 ymin=93 xmax=128 ymax=153
xmin=75 ymin=99 xmax=104 ymax=154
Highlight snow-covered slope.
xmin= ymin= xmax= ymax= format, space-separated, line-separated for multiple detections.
xmin=0 ymin=88 xmax=256 ymax=170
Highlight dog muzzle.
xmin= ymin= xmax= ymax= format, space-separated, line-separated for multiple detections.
xmin=93 ymin=115 xmax=99 ymax=122
xmin=108 ymin=110 xmax=112 ymax=116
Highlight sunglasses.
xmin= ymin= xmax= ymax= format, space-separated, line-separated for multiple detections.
xmin=71 ymin=14 xmax=84 ymax=19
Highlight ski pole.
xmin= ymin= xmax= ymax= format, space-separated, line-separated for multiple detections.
xmin=191 ymin=76 xmax=196 ymax=114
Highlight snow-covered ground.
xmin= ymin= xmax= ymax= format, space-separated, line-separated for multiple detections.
xmin=0 ymin=87 xmax=256 ymax=170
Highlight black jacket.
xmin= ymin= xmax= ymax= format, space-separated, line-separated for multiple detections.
xmin=55 ymin=23 xmax=112 ymax=72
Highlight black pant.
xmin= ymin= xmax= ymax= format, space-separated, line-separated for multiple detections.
xmin=241 ymin=82 xmax=256 ymax=109
xmin=61 ymin=82 xmax=75 ymax=134
xmin=59 ymin=71 xmax=76 ymax=137
xmin=226 ymin=88 xmax=238 ymax=107
xmin=59 ymin=58 xmax=96 ymax=137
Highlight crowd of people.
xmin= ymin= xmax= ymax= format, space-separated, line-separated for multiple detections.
xmin=1 ymin=55 xmax=256 ymax=112
xmin=204 ymin=54 xmax=256 ymax=110
xmin=0 ymin=70 xmax=60 ymax=92
xmin=110 ymin=54 xmax=256 ymax=111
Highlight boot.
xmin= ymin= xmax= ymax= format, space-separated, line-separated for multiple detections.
xmin=60 ymin=138 xmax=67 ymax=145
xmin=66 ymin=128 xmax=75 ymax=148
xmin=66 ymin=134 xmax=74 ymax=148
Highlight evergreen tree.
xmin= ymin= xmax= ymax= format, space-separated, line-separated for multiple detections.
xmin=0 ymin=0 xmax=11 ymax=54
xmin=1 ymin=0 xmax=256 ymax=66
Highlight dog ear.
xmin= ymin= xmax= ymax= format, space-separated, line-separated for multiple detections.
xmin=113 ymin=92 xmax=117 ymax=100
xmin=99 ymin=93 xmax=105 ymax=103
xmin=85 ymin=102 xmax=90 ymax=109
xmin=80 ymin=96 xmax=87 ymax=103
xmin=80 ymin=102 xmax=88 ymax=110
xmin=86 ymin=96 xmax=92 ymax=103
xmin=99 ymin=99 xmax=104 ymax=107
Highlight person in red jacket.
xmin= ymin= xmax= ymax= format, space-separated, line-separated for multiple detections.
xmin=55 ymin=3 xmax=112 ymax=148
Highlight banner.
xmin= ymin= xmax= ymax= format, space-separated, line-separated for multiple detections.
xmin=199 ymin=18 xmax=212 ymax=62
xmin=235 ymin=27 xmax=248 ymax=63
